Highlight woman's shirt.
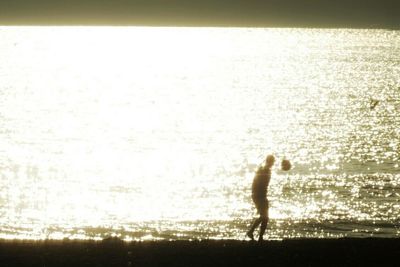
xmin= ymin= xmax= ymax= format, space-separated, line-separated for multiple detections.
xmin=252 ymin=166 xmax=271 ymax=200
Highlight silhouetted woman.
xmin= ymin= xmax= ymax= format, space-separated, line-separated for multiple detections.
xmin=247 ymin=154 xmax=275 ymax=242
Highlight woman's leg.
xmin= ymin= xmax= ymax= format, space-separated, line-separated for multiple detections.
xmin=247 ymin=217 xmax=262 ymax=239
xmin=258 ymin=199 xmax=269 ymax=241
xmin=258 ymin=216 xmax=269 ymax=241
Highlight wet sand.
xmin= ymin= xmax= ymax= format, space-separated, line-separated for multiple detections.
xmin=0 ymin=238 xmax=399 ymax=267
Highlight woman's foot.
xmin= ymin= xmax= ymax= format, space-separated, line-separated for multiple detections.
xmin=246 ymin=231 xmax=254 ymax=241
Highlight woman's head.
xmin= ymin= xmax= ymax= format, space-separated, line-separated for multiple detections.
xmin=265 ymin=155 xmax=275 ymax=167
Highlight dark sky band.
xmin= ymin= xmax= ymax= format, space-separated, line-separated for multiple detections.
xmin=0 ymin=0 xmax=398 ymax=28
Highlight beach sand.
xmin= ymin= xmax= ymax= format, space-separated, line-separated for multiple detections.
xmin=0 ymin=238 xmax=399 ymax=266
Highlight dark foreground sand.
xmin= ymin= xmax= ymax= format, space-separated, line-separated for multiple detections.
xmin=1 ymin=238 xmax=399 ymax=267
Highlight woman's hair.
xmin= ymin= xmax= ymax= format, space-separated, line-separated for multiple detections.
xmin=265 ymin=155 xmax=275 ymax=166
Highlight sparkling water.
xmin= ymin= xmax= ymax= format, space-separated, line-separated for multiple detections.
xmin=0 ymin=27 xmax=399 ymax=240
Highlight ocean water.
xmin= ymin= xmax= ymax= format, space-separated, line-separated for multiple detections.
xmin=0 ymin=27 xmax=399 ymax=240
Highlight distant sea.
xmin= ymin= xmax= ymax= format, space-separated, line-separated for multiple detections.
xmin=0 ymin=27 xmax=399 ymax=240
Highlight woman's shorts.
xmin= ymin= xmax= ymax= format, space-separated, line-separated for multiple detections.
xmin=252 ymin=196 xmax=269 ymax=217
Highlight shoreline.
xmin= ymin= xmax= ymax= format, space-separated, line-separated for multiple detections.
xmin=1 ymin=238 xmax=399 ymax=266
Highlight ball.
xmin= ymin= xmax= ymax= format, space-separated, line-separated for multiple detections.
xmin=281 ymin=159 xmax=292 ymax=171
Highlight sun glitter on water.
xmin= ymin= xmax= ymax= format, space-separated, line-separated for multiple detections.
xmin=0 ymin=26 xmax=399 ymax=240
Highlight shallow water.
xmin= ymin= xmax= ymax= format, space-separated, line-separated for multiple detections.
xmin=0 ymin=27 xmax=399 ymax=240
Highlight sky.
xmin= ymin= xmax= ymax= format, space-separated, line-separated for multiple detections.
xmin=0 ymin=0 xmax=399 ymax=28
